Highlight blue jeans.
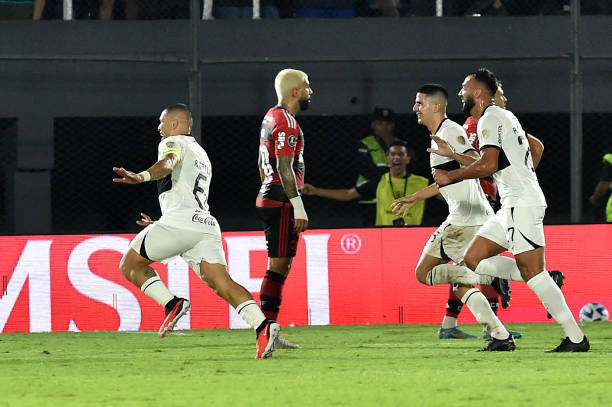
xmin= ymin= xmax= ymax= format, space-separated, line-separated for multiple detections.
xmin=294 ymin=8 xmax=355 ymax=18
xmin=213 ymin=5 xmax=280 ymax=19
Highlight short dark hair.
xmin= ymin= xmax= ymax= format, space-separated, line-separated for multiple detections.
xmin=388 ymin=140 xmax=415 ymax=158
xmin=165 ymin=103 xmax=192 ymax=119
xmin=416 ymin=83 xmax=448 ymax=100
xmin=470 ymin=68 xmax=498 ymax=96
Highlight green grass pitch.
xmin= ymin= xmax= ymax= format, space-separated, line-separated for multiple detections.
xmin=1 ymin=322 xmax=610 ymax=406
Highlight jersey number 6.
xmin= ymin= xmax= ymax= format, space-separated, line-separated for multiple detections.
xmin=193 ymin=173 xmax=208 ymax=210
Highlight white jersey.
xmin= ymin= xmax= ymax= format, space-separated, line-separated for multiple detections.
xmin=477 ymin=106 xmax=547 ymax=208
xmin=430 ymin=118 xmax=493 ymax=226
xmin=156 ymin=134 xmax=218 ymax=232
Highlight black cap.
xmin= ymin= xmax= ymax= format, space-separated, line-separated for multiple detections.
xmin=372 ymin=107 xmax=395 ymax=122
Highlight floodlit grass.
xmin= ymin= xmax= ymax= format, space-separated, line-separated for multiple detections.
xmin=1 ymin=322 xmax=610 ymax=406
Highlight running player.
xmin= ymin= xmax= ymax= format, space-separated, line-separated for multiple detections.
xmin=113 ymin=103 xmax=280 ymax=359
xmin=438 ymin=81 xmax=522 ymax=340
xmin=392 ymin=84 xmax=516 ymax=351
xmin=432 ymin=68 xmax=589 ymax=352
xmin=256 ymin=69 xmax=312 ymax=349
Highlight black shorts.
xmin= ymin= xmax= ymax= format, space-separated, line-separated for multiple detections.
xmin=256 ymin=203 xmax=299 ymax=258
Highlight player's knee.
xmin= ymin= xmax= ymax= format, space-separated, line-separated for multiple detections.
xmin=414 ymin=267 xmax=429 ymax=285
xmin=119 ymin=254 xmax=132 ymax=279
xmin=463 ymin=251 xmax=481 ymax=271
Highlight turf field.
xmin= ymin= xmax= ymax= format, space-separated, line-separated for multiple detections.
xmin=1 ymin=322 xmax=610 ymax=406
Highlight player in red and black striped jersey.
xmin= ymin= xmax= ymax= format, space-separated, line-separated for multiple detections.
xmin=256 ymin=106 xmax=305 ymax=209
xmin=255 ymin=69 xmax=312 ymax=350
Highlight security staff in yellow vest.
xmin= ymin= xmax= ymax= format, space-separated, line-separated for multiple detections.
xmin=588 ymin=147 xmax=612 ymax=222
xmin=303 ymin=141 xmax=429 ymax=226
xmin=355 ymin=107 xmax=404 ymax=225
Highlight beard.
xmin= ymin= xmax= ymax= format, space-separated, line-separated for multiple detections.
xmin=461 ymin=96 xmax=475 ymax=115
xmin=299 ymin=97 xmax=310 ymax=111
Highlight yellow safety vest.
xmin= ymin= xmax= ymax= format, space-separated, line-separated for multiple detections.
xmin=357 ymin=135 xmax=392 ymax=204
xmin=375 ymin=172 xmax=429 ymax=226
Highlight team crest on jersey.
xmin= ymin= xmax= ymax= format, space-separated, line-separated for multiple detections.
xmin=457 ymin=136 xmax=466 ymax=145
xmin=288 ymin=135 xmax=297 ymax=147
xmin=166 ymin=142 xmax=175 ymax=148
xmin=482 ymin=129 xmax=491 ymax=139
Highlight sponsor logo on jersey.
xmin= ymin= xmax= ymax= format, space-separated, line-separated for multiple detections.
xmin=288 ymin=135 xmax=297 ymax=147
xmin=278 ymin=132 xmax=286 ymax=149
xmin=192 ymin=214 xmax=216 ymax=226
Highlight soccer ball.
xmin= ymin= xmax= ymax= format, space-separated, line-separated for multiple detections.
xmin=579 ymin=303 xmax=609 ymax=322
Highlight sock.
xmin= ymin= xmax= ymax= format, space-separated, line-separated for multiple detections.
xmin=441 ymin=316 xmax=458 ymax=329
xmin=475 ymin=256 xmax=525 ymax=282
xmin=461 ymin=288 xmax=509 ymax=340
xmin=480 ymin=285 xmax=500 ymax=315
xmin=426 ymin=264 xmax=480 ymax=286
xmin=260 ymin=270 xmax=286 ymax=321
xmin=236 ymin=300 xmax=267 ymax=331
xmin=441 ymin=286 xmax=463 ymax=328
xmin=527 ymin=271 xmax=584 ymax=343
xmin=141 ymin=275 xmax=175 ymax=307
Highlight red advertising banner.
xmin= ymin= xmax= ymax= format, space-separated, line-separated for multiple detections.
xmin=1 ymin=225 xmax=611 ymax=333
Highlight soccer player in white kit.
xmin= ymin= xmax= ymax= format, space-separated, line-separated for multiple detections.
xmin=113 ymin=104 xmax=280 ymax=359
xmin=392 ymin=84 xmax=516 ymax=351
xmin=433 ymin=69 xmax=589 ymax=352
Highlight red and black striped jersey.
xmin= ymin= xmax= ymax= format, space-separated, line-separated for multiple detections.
xmin=463 ymin=116 xmax=497 ymax=198
xmin=256 ymin=106 xmax=305 ymax=208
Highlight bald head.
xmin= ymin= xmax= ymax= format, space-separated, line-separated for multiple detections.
xmin=158 ymin=103 xmax=193 ymax=138
xmin=164 ymin=103 xmax=192 ymax=123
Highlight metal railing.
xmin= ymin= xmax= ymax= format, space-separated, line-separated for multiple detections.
xmin=60 ymin=0 xmax=446 ymax=20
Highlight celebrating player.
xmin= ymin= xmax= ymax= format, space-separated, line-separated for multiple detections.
xmin=432 ymin=68 xmax=589 ymax=352
xmin=113 ymin=103 xmax=280 ymax=359
xmin=256 ymin=69 xmax=312 ymax=349
xmin=392 ymin=84 xmax=516 ymax=351
xmin=437 ymin=81 xmax=528 ymax=340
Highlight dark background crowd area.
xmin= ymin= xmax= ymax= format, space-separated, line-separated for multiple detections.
xmin=26 ymin=111 xmax=608 ymax=234
xmin=9 ymin=0 xmax=612 ymax=21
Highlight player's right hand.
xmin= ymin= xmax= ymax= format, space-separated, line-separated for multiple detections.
xmin=136 ymin=213 xmax=154 ymax=227
xmin=294 ymin=219 xmax=308 ymax=234
xmin=427 ymin=135 xmax=454 ymax=158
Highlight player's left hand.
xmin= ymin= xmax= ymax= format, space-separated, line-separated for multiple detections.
xmin=432 ymin=169 xmax=452 ymax=186
xmin=294 ymin=219 xmax=308 ymax=234
xmin=113 ymin=167 xmax=144 ymax=184
xmin=427 ymin=135 xmax=454 ymax=158
xmin=391 ymin=196 xmax=417 ymax=217
xmin=136 ymin=213 xmax=154 ymax=227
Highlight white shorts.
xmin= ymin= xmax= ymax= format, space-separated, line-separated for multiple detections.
xmin=477 ymin=206 xmax=546 ymax=255
xmin=422 ymin=220 xmax=481 ymax=264
xmin=129 ymin=220 xmax=227 ymax=272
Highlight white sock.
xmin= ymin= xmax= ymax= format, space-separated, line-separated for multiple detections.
xmin=141 ymin=276 xmax=175 ymax=307
xmin=426 ymin=264 xmax=480 ymax=285
xmin=236 ymin=300 xmax=267 ymax=330
xmin=527 ymin=271 xmax=584 ymax=343
xmin=441 ymin=315 xmax=457 ymax=329
xmin=461 ymin=288 xmax=509 ymax=340
xmin=475 ymin=256 xmax=525 ymax=282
